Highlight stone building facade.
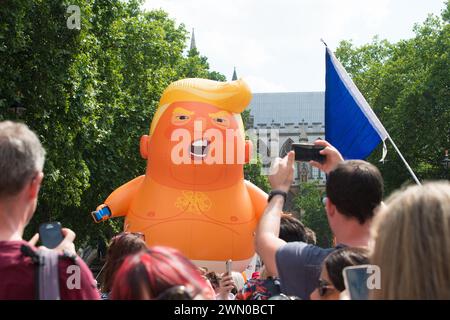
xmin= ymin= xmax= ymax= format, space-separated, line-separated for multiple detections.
xmin=248 ymin=92 xmax=326 ymax=187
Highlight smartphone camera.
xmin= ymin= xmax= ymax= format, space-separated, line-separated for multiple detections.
xmin=291 ymin=143 xmax=325 ymax=163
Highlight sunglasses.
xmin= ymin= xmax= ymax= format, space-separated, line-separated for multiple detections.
xmin=318 ymin=279 xmax=335 ymax=297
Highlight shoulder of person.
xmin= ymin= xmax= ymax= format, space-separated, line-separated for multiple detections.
xmin=57 ymin=252 xmax=95 ymax=279
xmin=275 ymin=242 xmax=335 ymax=266
xmin=57 ymin=253 xmax=100 ymax=300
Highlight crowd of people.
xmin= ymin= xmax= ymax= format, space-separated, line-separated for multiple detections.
xmin=0 ymin=120 xmax=449 ymax=300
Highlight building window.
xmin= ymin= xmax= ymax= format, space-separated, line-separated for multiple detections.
xmin=308 ymin=164 xmax=314 ymax=179
xmin=280 ymin=138 xmax=294 ymax=158
xmin=300 ymin=162 xmax=309 ymax=183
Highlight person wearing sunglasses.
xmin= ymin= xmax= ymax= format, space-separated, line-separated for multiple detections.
xmin=310 ymin=247 xmax=369 ymax=300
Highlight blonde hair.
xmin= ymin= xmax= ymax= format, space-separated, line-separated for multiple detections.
xmin=370 ymin=181 xmax=450 ymax=300
xmin=149 ymin=78 xmax=251 ymax=136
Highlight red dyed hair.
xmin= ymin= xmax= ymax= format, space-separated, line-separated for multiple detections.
xmin=111 ymin=246 xmax=214 ymax=300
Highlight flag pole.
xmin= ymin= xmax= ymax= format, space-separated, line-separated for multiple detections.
xmin=387 ymin=136 xmax=421 ymax=185
xmin=320 ymin=38 xmax=328 ymax=47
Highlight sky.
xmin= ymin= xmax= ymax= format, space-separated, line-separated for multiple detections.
xmin=143 ymin=0 xmax=446 ymax=93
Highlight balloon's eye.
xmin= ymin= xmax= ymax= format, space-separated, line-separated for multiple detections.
xmin=213 ymin=117 xmax=230 ymax=128
xmin=172 ymin=114 xmax=191 ymax=125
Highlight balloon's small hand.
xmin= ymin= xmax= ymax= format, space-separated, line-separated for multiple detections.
xmin=91 ymin=205 xmax=112 ymax=223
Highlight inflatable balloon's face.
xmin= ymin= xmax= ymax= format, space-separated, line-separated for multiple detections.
xmin=140 ymin=79 xmax=251 ymax=189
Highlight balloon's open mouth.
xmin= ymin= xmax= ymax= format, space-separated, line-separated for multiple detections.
xmin=190 ymin=139 xmax=210 ymax=159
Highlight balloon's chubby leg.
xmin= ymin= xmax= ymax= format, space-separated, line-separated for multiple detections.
xmin=91 ymin=175 xmax=145 ymax=223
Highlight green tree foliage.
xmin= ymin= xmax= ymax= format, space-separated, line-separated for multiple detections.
xmin=244 ymin=157 xmax=270 ymax=193
xmin=242 ymin=109 xmax=270 ymax=192
xmin=335 ymin=1 xmax=450 ymax=194
xmin=0 ymin=0 xmax=96 ymax=228
xmin=292 ymin=181 xmax=332 ymax=248
xmin=0 ymin=0 xmax=236 ymax=245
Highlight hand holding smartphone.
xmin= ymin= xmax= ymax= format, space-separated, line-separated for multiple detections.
xmin=39 ymin=222 xmax=64 ymax=249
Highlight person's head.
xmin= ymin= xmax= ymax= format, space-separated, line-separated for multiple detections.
xmin=111 ymin=246 xmax=215 ymax=300
xmin=280 ymin=213 xmax=316 ymax=244
xmin=310 ymin=247 xmax=370 ymax=300
xmin=231 ymin=271 xmax=245 ymax=293
xmin=370 ymin=182 xmax=450 ymax=300
xmin=325 ymin=160 xmax=383 ymax=232
xmin=0 ymin=121 xmax=45 ymax=224
xmin=204 ymin=271 xmax=221 ymax=293
xmin=99 ymin=232 xmax=147 ymax=293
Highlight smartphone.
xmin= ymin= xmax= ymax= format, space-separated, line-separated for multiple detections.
xmin=342 ymin=265 xmax=373 ymax=300
xmin=291 ymin=143 xmax=325 ymax=163
xmin=39 ymin=222 xmax=64 ymax=249
xmin=225 ymin=259 xmax=232 ymax=275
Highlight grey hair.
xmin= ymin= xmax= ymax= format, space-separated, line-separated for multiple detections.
xmin=0 ymin=121 xmax=46 ymax=197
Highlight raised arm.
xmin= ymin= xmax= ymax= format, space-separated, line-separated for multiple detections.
xmin=255 ymin=151 xmax=295 ymax=276
xmin=92 ymin=175 xmax=145 ymax=222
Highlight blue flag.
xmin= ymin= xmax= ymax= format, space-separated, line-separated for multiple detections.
xmin=325 ymin=47 xmax=388 ymax=160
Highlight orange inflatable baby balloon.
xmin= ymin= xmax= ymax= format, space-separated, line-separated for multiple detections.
xmin=92 ymin=78 xmax=268 ymax=272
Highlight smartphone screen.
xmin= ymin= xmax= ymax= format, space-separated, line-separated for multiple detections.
xmin=291 ymin=143 xmax=325 ymax=163
xmin=39 ymin=222 xmax=64 ymax=249
xmin=343 ymin=265 xmax=372 ymax=300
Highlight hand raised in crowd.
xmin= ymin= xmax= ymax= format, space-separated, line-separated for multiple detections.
xmin=310 ymin=139 xmax=344 ymax=174
xmin=28 ymin=228 xmax=77 ymax=256
xmin=217 ymin=273 xmax=236 ymax=300
xmin=269 ymin=151 xmax=295 ymax=193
